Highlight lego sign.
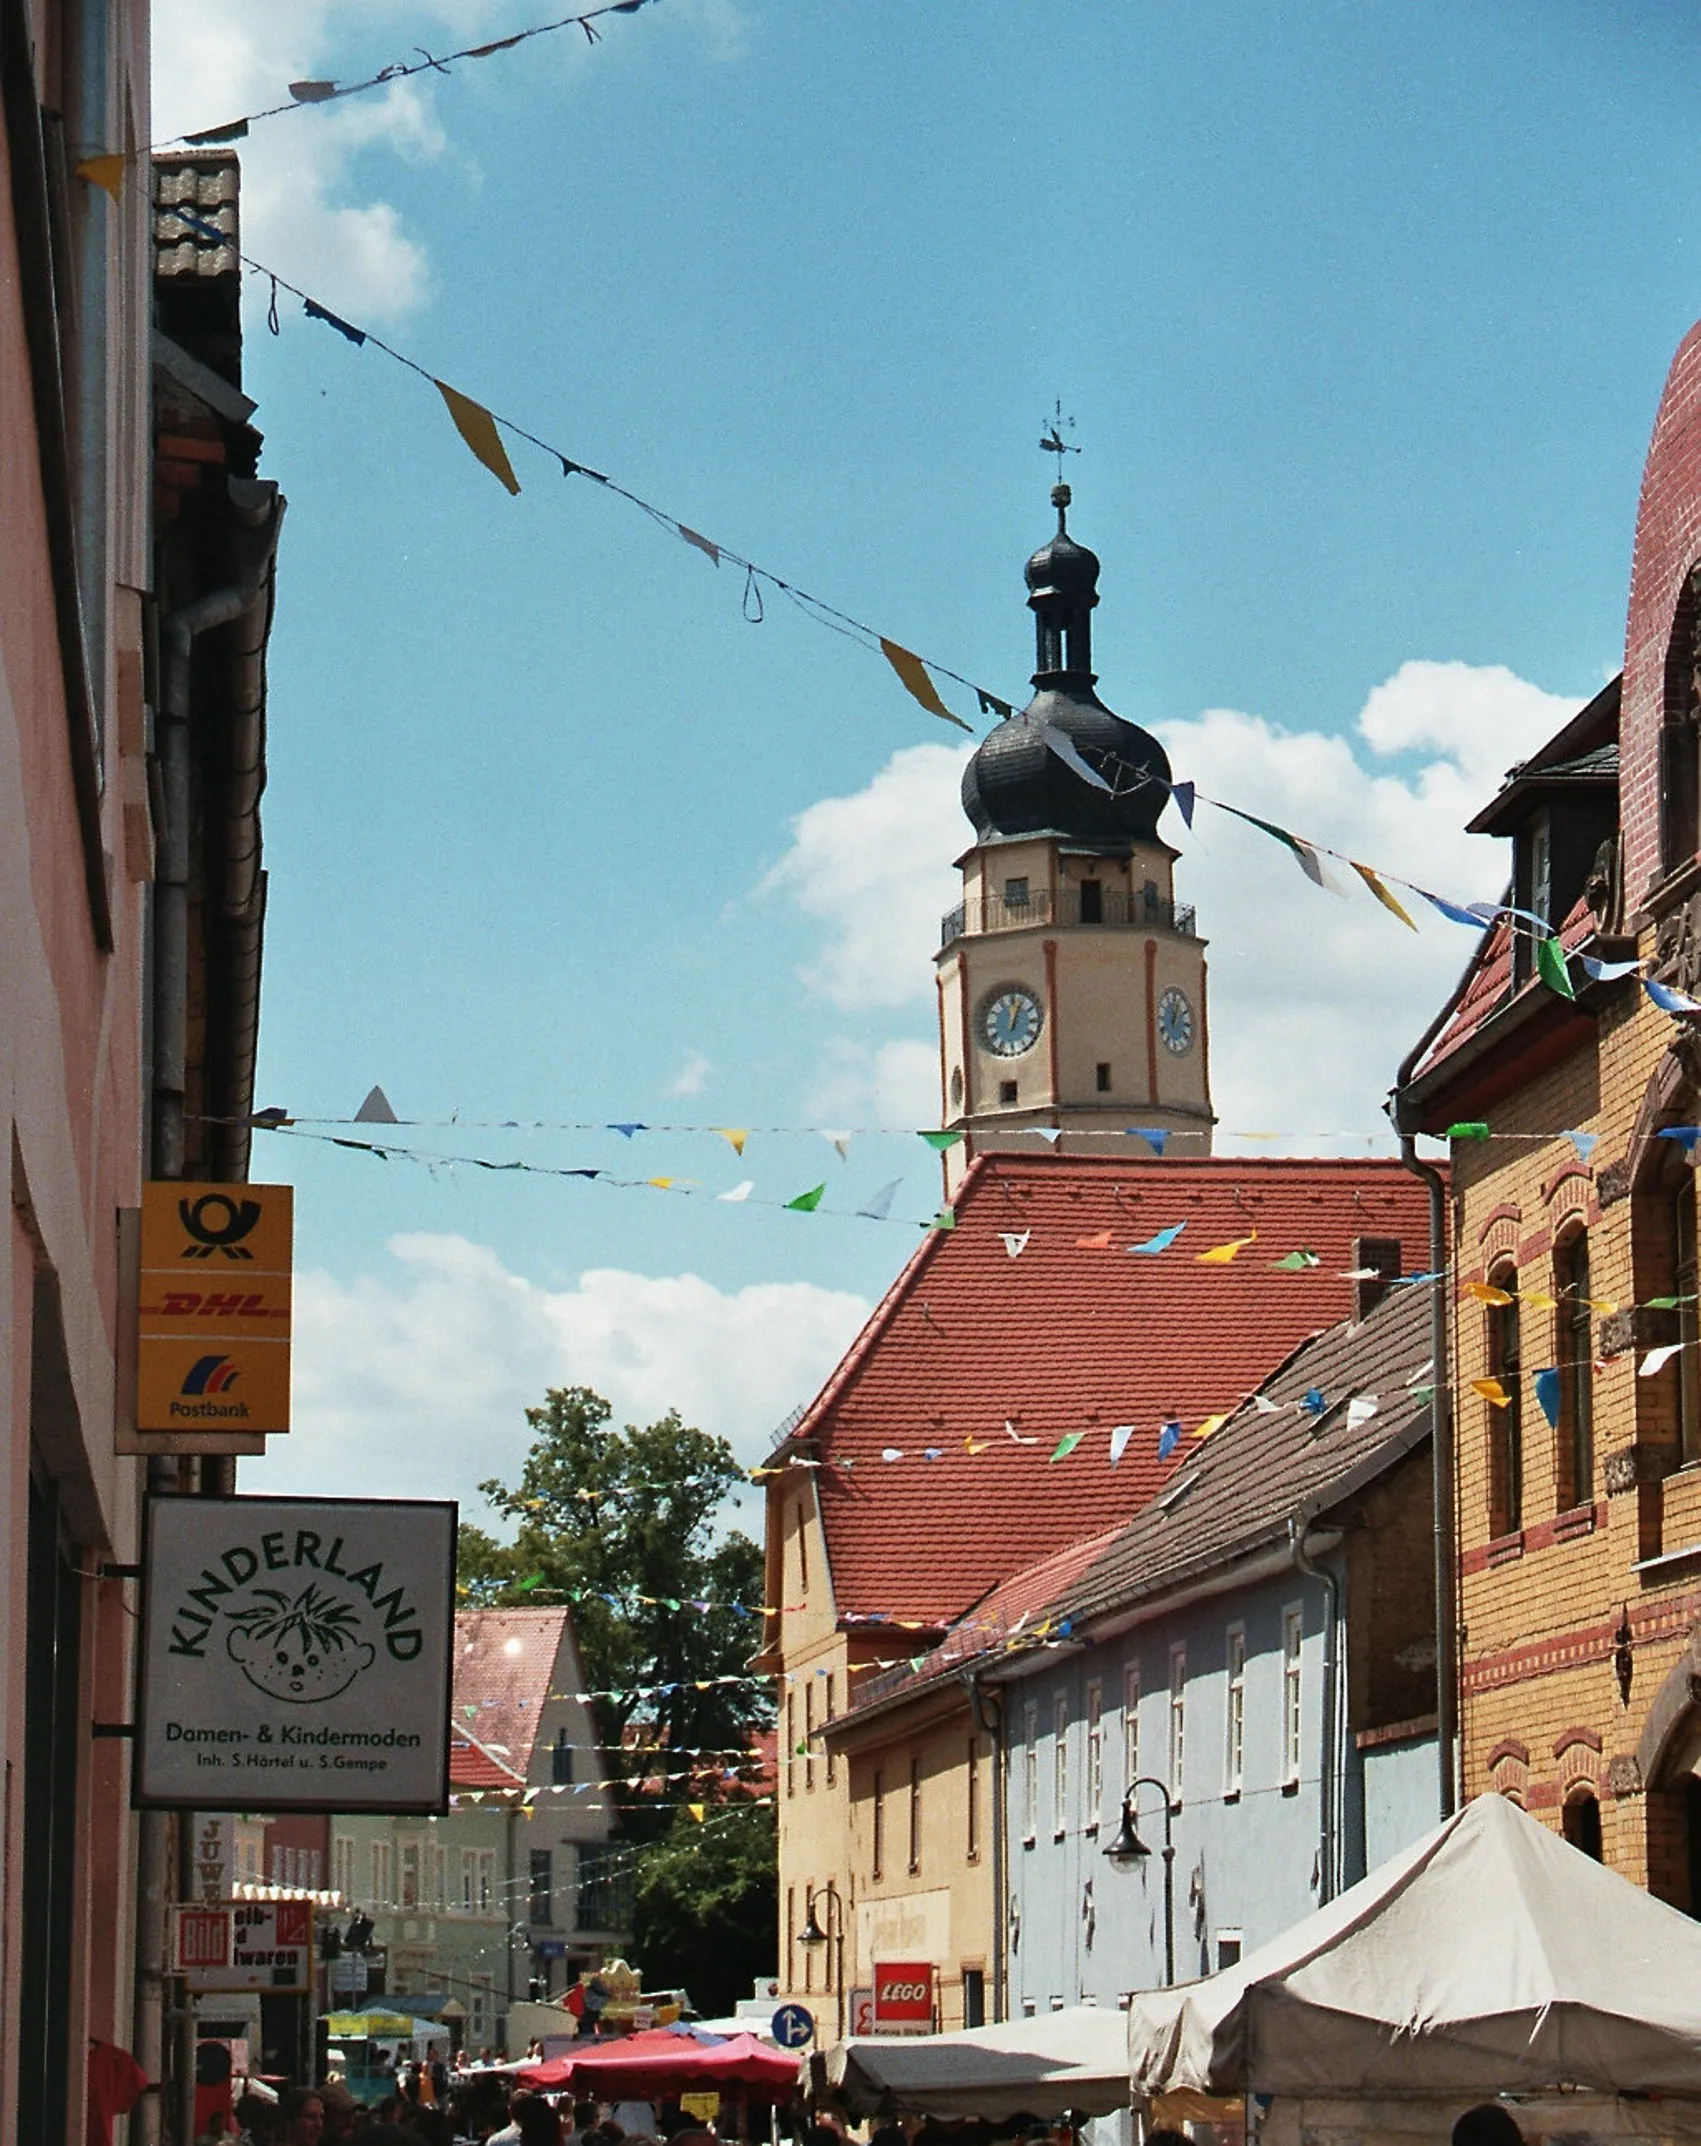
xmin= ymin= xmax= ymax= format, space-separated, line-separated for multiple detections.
xmin=171 ymin=1901 xmax=312 ymax=1992
xmin=872 ymin=1961 xmax=933 ymax=2030
xmin=137 ymin=1493 xmax=456 ymax=1814
xmin=134 ymin=1183 xmax=294 ymax=1442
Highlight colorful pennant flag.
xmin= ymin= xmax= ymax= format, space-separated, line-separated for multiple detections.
xmin=1075 ymin=1230 xmax=1114 ymax=1249
xmin=1351 ymin=862 xmax=1417 ymax=929
xmin=824 ymin=1130 xmax=853 ymax=1160
xmin=1533 ymin=1368 xmax=1561 ymax=1428
xmin=717 ymin=1179 xmax=754 ymax=1202
xmin=1471 ymin=1377 xmax=1511 ymax=1406
xmin=1300 ymin=1387 xmax=1327 ymax=1416
xmin=879 ymin=638 xmax=972 ymax=731
xmin=75 ymin=153 xmax=127 ymax=201
xmin=1535 ymin=935 xmax=1576 ymax=1000
xmin=1273 ymin=1249 xmax=1321 ymax=1271
xmin=436 ymin=380 xmax=522 ymax=495
xmin=1028 ymin=1126 xmax=1064 ymax=1144
xmin=1197 ymin=1231 xmax=1256 ymax=1264
xmin=1646 ymin=979 xmax=1701 ymax=1014
xmin=678 ymin=524 xmax=720 ymax=565
xmin=928 ymin=1209 xmax=957 ymax=1231
xmin=1562 ymin=1129 xmax=1598 ymax=1163
xmin=918 ymin=1129 xmax=965 ymax=1151
xmin=1466 ymin=1281 xmax=1514 ymax=1306
xmin=1170 ymin=780 xmax=1196 ymax=828
xmin=686 ymin=1803 xmax=706 ymax=1823
xmin=857 ymin=1180 xmax=900 ymax=1220
xmin=786 ymin=1183 xmax=827 ymax=1212
xmin=1194 ymin=1413 xmax=1229 ymax=1440
xmin=1108 ymin=1423 xmax=1135 ymax=1467
xmin=1345 ymin=1396 xmax=1379 ymax=1431
xmin=1050 ymin=1432 xmax=1084 ymax=1462
xmin=964 ymin=1434 xmax=990 ymax=1454
xmin=1157 ymin=1418 xmax=1182 ymax=1459
xmin=1001 ymin=1230 xmax=1031 ymax=1259
xmin=354 ymin=1084 xmax=398 ymax=1124
xmin=1126 ymin=1127 xmax=1169 ymax=1153
xmin=1004 ymin=1420 xmax=1039 ymax=1444
xmin=303 ymin=296 xmax=366 ymax=345
xmin=1130 ymin=1223 xmax=1186 ymax=1254
xmin=1043 ymin=725 xmax=1114 ymax=793
xmin=1659 ymin=1126 xmax=1701 ymax=1152
xmin=713 ymin=1128 xmax=749 ymax=1156
xmin=608 ymin=1122 xmax=646 ymax=1138
xmin=1446 ymin=1121 xmax=1491 ymax=1141
xmin=1420 ymin=889 xmax=1493 ymax=928
xmin=1640 ymin=1344 xmax=1684 ymax=1377
xmin=1516 ymin=1288 xmax=1559 ymax=1311
xmin=1580 ymin=956 xmax=1642 ymax=982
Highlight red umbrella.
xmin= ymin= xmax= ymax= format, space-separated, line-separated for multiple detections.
xmin=514 ymin=2029 xmax=796 ymax=2100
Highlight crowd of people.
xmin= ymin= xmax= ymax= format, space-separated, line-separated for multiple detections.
xmin=244 ymin=2085 xmax=754 ymax=2146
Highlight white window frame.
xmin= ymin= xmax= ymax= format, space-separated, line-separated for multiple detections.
xmin=333 ymin=1834 xmax=355 ymax=1902
xmin=1283 ymin=1606 xmax=1304 ymax=1785
xmin=1086 ymin=1680 xmax=1103 ymax=1830
xmin=1122 ymin=1663 xmax=1140 ymax=1792
xmin=1022 ymin=1702 xmax=1039 ymax=1843
xmin=1052 ymin=1692 xmax=1070 ymax=1837
xmin=1167 ymin=1644 xmax=1186 ymax=1805
xmin=461 ymin=1847 xmax=477 ymax=1912
xmin=1224 ymin=1624 xmax=1246 ymax=1796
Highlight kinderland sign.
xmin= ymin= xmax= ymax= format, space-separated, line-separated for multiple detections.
xmin=137 ymin=1494 xmax=456 ymax=1813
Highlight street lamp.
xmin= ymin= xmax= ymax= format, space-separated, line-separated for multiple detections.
xmin=1103 ymin=1777 xmax=1176 ymax=1987
xmin=796 ymin=1885 xmax=846 ymax=2040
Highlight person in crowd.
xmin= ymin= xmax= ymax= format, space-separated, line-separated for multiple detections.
xmin=278 ymin=2090 xmax=326 ymax=2146
xmin=316 ymin=2083 xmax=358 ymax=2144
xmin=517 ymin=2099 xmax=565 ymax=2146
xmin=564 ymin=2102 xmax=600 ymax=2146
xmin=1453 ymin=2112 xmax=1524 ymax=2146
xmin=234 ymin=2093 xmax=281 ymax=2146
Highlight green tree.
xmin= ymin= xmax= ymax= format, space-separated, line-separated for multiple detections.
xmin=631 ymin=1800 xmax=778 ymax=2019
xmin=463 ymin=1385 xmax=770 ymax=1808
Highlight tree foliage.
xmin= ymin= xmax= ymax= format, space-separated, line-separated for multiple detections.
xmin=631 ymin=1800 xmax=778 ymax=2019
xmin=461 ymin=1384 xmax=770 ymax=1787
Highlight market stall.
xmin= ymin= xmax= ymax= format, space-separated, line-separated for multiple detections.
xmin=513 ymin=2025 xmax=798 ymax=2101
xmin=813 ymin=2007 xmax=1133 ymax=2121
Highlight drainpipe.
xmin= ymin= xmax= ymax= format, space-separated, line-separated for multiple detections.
xmin=963 ymin=1671 xmax=1005 ymax=2021
xmin=1289 ymin=1521 xmax=1340 ymax=1903
xmin=1390 ymin=959 xmax=1475 ymax=1823
xmin=154 ymin=479 xmax=284 ymax=1181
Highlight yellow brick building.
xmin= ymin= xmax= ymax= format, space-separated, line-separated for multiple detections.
xmin=1396 ymin=318 xmax=1701 ymax=1899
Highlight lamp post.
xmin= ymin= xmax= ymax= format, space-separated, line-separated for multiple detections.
xmin=1103 ymin=1777 xmax=1176 ymax=1987
xmin=796 ymin=1885 xmax=847 ymax=2040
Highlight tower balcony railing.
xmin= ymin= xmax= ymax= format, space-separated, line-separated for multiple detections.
xmin=939 ymin=886 xmax=1198 ymax=948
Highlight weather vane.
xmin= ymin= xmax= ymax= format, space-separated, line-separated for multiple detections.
xmin=1039 ymin=398 xmax=1080 ymax=484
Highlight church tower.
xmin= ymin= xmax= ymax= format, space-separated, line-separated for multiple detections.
xmin=936 ymin=486 xmax=1213 ymax=1183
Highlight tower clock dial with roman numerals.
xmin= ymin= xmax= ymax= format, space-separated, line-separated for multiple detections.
xmin=982 ymin=986 xmax=1043 ymax=1057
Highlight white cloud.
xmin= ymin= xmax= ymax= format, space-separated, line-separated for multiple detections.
xmin=807 ymin=1037 xmax=941 ymax=1131
xmin=667 ymin=1049 xmax=713 ymax=1097
xmin=765 ymin=661 xmax=1584 ymax=1148
xmin=237 ymin=1233 xmax=870 ymax=1522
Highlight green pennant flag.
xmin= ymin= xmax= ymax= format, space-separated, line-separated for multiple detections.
xmin=1050 ymin=1432 xmax=1084 ymax=1462
xmin=1445 ymin=1121 xmax=1491 ymax=1141
xmin=517 ymin=1573 xmax=545 ymax=1592
xmin=786 ymin=1183 xmax=826 ymax=1212
xmin=928 ymin=1208 xmax=957 ymax=1231
xmin=918 ymin=1129 xmax=965 ymax=1151
xmin=1273 ymin=1249 xmax=1318 ymax=1271
xmin=1535 ymin=934 xmax=1576 ymax=1000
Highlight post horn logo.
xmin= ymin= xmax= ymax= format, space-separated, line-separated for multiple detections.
xmin=178 ymin=1193 xmax=263 ymax=1261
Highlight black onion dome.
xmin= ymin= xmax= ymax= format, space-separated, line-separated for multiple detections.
xmin=961 ymin=483 xmax=1173 ymax=845
xmin=961 ymin=694 xmax=1173 ymax=845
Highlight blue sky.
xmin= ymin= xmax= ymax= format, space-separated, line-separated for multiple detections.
xmin=150 ymin=0 xmax=1697 ymax=1514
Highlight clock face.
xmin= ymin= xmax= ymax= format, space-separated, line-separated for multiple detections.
xmin=1157 ymin=987 xmax=1195 ymax=1056
xmin=982 ymin=986 xmax=1043 ymax=1058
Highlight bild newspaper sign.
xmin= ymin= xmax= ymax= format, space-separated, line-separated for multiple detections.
xmin=137 ymin=1494 xmax=456 ymax=1813
xmin=171 ymin=1900 xmax=312 ymax=1992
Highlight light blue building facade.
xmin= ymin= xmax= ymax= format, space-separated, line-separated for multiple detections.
xmin=992 ymin=1285 xmax=1443 ymax=2013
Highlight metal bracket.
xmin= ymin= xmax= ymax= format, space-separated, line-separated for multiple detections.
xmin=91 ymin=1722 xmax=137 ymax=1739
xmin=99 ymin=1562 xmax=142 ymax=1580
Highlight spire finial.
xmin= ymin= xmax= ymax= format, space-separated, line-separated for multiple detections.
xmin=1039 ymin=397 xmax=1080 ymax=487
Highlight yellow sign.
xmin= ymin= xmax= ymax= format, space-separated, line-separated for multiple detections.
xmin=136 ymin=1184 xmax=293 ymax=1435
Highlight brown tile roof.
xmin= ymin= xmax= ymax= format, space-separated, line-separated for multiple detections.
xmin=449 ymin=1727 xmax=527 ymax=1792
xmin=1055 ymin=1277 xmax=1434 ymax=1627
xmin=781 ymin=1152 xmax=1432 ymax=1628
xmin=453 ymin=1607 xmax=571 ymax=1780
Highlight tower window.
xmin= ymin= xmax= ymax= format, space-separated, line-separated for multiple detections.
xmin=1004 ymin=876 xmax=1030 ymax=907
xmin=1096 ymin=1062 xmax=1111 ymax=1093
xmin=1000 ymin=1080 xmax=1018 ymax=1105
xmin=1079 ymin=878 xmax=1103 ymax=924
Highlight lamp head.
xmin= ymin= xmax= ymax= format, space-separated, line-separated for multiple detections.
xmin=797 ymin=1903 xmax=829 ymax=1947
xmin=1103 ymin=1798 xmax=1151 ymax=1868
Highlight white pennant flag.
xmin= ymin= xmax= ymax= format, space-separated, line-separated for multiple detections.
xmin=1108 ymin=1423 xmax=1135 ymax=1468
xmin=1640 ymin=1343 xmax=1684 ymax=1377
xmin=717 ymin=1180 xmax=754 ymax=1203
xmin=1345 ymin=1396 xmax=1380 ymax=1430
xmin=1029 ymin=1126 xmax=1063 ymax=1144
xmin=1001 ymin=1230 xmax=1031 ymax=1259
xmin=857 ymin=1179 xmax=900 ymax=1221
xmin=1253 ymin=1393 xmax=1281 ymax=1414
xmin=823 ymin=1130 xmax=853 ymax=1160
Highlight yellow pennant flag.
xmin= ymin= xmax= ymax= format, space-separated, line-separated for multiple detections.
xmin=686 ymin=1803 xmax=706 ymax=1823
xmin=1197 ymin=1231 xmax=1257 ymax=1264
xmin=1516 ymin=1288 xmax=1559 ymax=1311
xmin=1352 ymin=861 xmax=1418 ymax=930
xmin=880 ymin=637 xmax=972 ymax=732
xmin=1465 ymin=1281 xmax=1514 ymax=1306
xmin=964 ymin=1435 xmax=990 ymax=1454
xmin=435 ymin=380 xmax=521 ymax=495
xmin=646 ymin=1176 xmax=675 ymax=1190
xmin=75 ymin=153 xmax=127 ymax=202
xmin=713 ymin=1128 xmax=749 ymax=1156
xmin=1194 ymin=1412 xmax=1229 ymax=1439
xmin=1471 ymin=1376 xmax=1511 ymax=1407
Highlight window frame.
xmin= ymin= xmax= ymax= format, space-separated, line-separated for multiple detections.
xmin=1022 ymin=1702 xmax=1039 ymax=1845
xmin=1224 ymin=1623 xmax=1246 ymax=1798
xmin=908 ymin=1757 xmax=923 ymax=1875
xmin=1052 ymin=1691 xmax=1070 ymax=1838
xmin=1167 ymin=1644 xmax=1186 ymax=1807
xmin=1085 ymin=1680 xmax=1103 ymax=1831
xmin=1122 ymin=1663 xmax=1140 ymax=1794
xmin=1282 ymin=1606 xmax=1304 ymax=1787
xmin=872 ymin=1767 xmax=885 ymax=1880
xmin=1557 ymin=1229 xmax=1595 ymax=1511
xmin=967 ymin=1735 xmax=982 ymax=1863
xmin=1486 ymin=1263 xmax=1524 ymax=1537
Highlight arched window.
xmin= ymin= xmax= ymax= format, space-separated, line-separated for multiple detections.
xmin=1676 ymin=1176 xmax=1700 ymax=1466
xmin=1562 ymin=1788 xmax=1603 ymax=1861
xmin=1487 ymin=1267 xmax=1523 ymax=1538
xmin=1557 ymin=1232 xmax=1594 ymax=1511
xmin=1662 ymin=565 xmax=1701 ymax=877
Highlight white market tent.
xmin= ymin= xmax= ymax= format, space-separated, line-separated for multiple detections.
xmin=1127 ymin=1792 xmax=1701 ymax=2100
xmin=819 ymin=2006 xmax=1132 ymax=2120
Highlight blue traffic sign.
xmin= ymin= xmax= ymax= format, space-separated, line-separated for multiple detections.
xmin=770 ymin=2002 xmax=815 ymax=2050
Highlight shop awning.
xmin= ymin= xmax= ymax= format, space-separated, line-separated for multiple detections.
xmin=816 ymin=2007 xmax=1132 ymax=2120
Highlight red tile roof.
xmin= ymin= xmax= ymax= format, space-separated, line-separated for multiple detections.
xmin=453 ymin=1607 xmax=571 ymax=1780
xmin=1411 ymin=892 xmax=1599 ymax=1085
xmin=450 ymin=1728 xmax=527 ymax=1792
xmin=779 ymin=1152 xmax=1432 ymax=1627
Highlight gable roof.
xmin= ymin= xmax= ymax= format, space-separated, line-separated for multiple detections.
xmin=449 ymin=1725 xmax=528 ymax=1792
xmin=452 ymin=1607 xmax=575 ymax=1781
xmin=776 ymin=1152 xmax=1432 ymax=1627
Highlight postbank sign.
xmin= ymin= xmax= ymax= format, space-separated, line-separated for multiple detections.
xmin=138 ymin=1494 xmax=456 ymax=1813
xmin=137 ymin=1182 xmax=293 ymax=1435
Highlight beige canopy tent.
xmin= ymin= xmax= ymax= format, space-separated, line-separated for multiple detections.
xmin=1128 ymin=1792 xmax=1701 ymax=2099
xmin=814 ymin=2006 xmax=1132 ymax=2120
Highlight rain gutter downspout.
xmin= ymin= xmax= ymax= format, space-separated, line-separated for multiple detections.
xmin=963 ymin=1670 xmax=1005 ymax=2021
xmin=1390 ymin=954 xmax=1476 ymax=1824
xmin=153 ymin=479 xmax=283 ymax=1180
xmin=1289 ymin=1519 xmax=1340 ymax=1904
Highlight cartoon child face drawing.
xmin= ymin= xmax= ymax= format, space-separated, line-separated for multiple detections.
xmin=225 ymin=1583 xmax=376 ymax=1703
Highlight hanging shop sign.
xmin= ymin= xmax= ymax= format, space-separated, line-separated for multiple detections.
xmin=871 ymin=1961 xmax=935 ymax=2032
xmin=171 ymin=1899 xmax=313 ymax=1992
xmin=137 ymin=1493 xmax=456 ymax=1814
xmin=120 ymin=1183 xmax=294 ymax=1456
